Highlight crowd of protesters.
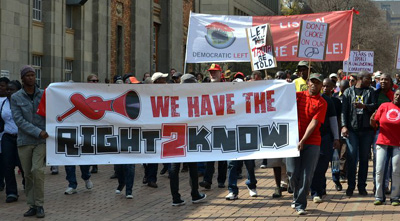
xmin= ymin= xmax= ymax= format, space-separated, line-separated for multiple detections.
xmin=0 ymin=61 xmax=399 ymax=218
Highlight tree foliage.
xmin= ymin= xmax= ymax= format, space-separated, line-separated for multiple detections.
xmin=306 ymin=0 xmax=396 ymax=75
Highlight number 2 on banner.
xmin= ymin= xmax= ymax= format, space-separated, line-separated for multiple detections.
xmin=161 ymin=124 xmax=187 ymax=158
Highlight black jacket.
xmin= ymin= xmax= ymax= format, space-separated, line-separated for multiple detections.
xmin=341 ymin=86 xmax=377 ymax=131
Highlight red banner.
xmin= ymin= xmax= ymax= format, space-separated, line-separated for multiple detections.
xmin=253 ymin=10 xmax=354 ymax=61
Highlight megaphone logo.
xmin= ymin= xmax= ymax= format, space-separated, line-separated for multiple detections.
xmin=57 ymin=90 xmax=140 ymax=122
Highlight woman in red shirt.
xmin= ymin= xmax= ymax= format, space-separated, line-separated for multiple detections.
xmin=371 ymin=88 xmax=400 ymax=206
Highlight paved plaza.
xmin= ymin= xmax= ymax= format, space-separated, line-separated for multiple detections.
xmin=0 ymin=160 xmax=398 ymax=220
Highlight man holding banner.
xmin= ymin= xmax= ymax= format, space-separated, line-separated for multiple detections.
xmin=287 ymin=73 xmax=327 ymax=215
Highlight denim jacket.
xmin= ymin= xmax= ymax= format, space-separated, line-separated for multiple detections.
xmin=10 ymin=87 xmax=45 ymax=147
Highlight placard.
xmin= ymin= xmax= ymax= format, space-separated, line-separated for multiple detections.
xmin=246 ymin=23 xmax=277 ymax=71
xmin=297 ymin=20 xmax=329 ymax=60
xmin=396 ymin=36 xmax=400 ymax=70
xmin=343 ymin=51 xmax=374 ymax=73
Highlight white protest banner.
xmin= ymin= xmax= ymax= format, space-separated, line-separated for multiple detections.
xmin=395 ymin=37 xmax=400 ymax=70
xmin=186 ymin=10 xmax=354 ymax=63
xmin=46 ymin=81 xmax=299 ymax=165
xmin=297 ymin=20 xmax=329 ymax=60
xmin=246 ymin=23 xmax=277 ymax=71
xmin=343 ymin=51 xmax=374 ymax=73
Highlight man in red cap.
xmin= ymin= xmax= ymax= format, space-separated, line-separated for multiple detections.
xmin=199 ymin=64 xmax=227 ymax=190
xmin=208 ymin=64 xmax=223 ymax=82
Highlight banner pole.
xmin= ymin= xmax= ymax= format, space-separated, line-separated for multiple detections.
xmin=183 ymin=11 xmax=192 ymax=74
xmin=308 ymin=58 xmax=311 ymax=81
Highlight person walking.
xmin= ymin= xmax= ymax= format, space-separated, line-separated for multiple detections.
xmin=370 ymin=88 xmax=400 ymax=206
xmin=341 ymin=71 xmax=377 ymax=196
xmin=11 ymin=66 xmax=48 ymax=218
xmin=287 ymin=73 xmax=327 ymax=215
xmin=1 ymin=80 xmax=24 ymax=203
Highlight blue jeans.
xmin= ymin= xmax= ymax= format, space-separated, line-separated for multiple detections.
xmin=115 ymin=164 xmax=135 ymax=195
xmin=227 ymin=160 xmax=257 ymax=194
xmin=287 ymin=145 xmax=320 ymax=210
xmin=346 ymin=130 xmax=375 ymax=190
xmin=311 ymin=134 xmax=334 ymax=197
xmin=65 ymin=165 xmax=91 ymax=189
xmin=375 ymin=145 xmax=400 ymax=202
xmin=372 ymin=129 xmax=391 ymax=190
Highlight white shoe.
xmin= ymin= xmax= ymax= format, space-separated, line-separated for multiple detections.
xmin=296 ymin=209 xmax=307 ymax=215
xmin=64 ymin=187 xmax=77 ymax=195
xmin=248 ymin=187 xmax=257 ymax=197
xmin=85 ymin=179 xmax=93 ymax=189
xmin=115 ymin=190 xmax=121 ymax=194
xmin=260 ymin=165 xmax=267 ymax=169
xmin=126 ymin=195 xmax=133 ymax=199
xmin=291 ymin=201 xmax=296 ymax=209
xmin=225 ymin=192 xmax=238 ymax=200
xmin=313 ymin=196 xmax=322 ymax=203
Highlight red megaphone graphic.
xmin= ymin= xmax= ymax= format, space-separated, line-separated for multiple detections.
xmin=57 ymin=90 xmax=140 ymax=122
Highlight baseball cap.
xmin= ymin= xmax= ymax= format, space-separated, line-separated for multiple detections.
xmin=172 ymin=72 xmax=183 ymax=78
xmin=234 ymin=72 xmax=245 ymax=80
xmin=180 ymin=74 xmax=197 ymax=83
xmin=151 ymin=72 xmax=168 ymax=82
xmin=208 ymin=63 xmax=222 ymax=71
xmin=329 ymin=73 xmax=338 ymax=79
xmin=297 ymin=60 xmax=311 ymax=68
xmin=309 ymin=73 xmax=324 ymax=82
xmin=127 ymin=76 xmax=141 ymax=84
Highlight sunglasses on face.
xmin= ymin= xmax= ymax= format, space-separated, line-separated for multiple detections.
xmin=89 ymin=79 xmax=99 ymax=83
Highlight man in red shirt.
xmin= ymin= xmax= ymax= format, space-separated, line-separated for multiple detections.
xmin=287 ymin=73 xmax=327 ymax=215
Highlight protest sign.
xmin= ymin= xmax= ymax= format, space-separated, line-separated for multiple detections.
xmin=46 ymin=81 xmax=299 ymax=165
xmin=297 ymin=20 xmax=329 ymax=60
xmin=186 ymin=10 xmax=354 ymax=63
xmin=343 ymin=51 xmax=374 ymax=73
xmin=396 ymin=36 xmax=400 ymax=70
xmin=246 ymin=23 xmax=276 ymax=71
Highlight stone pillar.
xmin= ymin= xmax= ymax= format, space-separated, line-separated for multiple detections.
xmin=132 ymin=0 xmax=152 ymax=80
xmin=42 ymin=0 xmax=64 ymax=86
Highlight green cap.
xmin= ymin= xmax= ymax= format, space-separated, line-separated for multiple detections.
xmin=297 ymin=60 xmax=311 ymax=68
xmin=309 ymin=73 xmax=324 ymax=82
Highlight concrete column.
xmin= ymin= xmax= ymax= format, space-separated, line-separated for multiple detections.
xmin=132 ymin=0 xmax=152 ymax=79
xmin=158 ymin=0 xmax=183 ymax=73
xmin=42 ymin=0 xmax=64 ymax=86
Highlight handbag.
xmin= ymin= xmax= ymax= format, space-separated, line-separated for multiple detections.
xmin=0 ymin=99 xmax=7 ymax=133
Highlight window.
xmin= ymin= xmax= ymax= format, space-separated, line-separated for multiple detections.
xmin=33 ymin=0 xmax=42 ymax=21
xmin=234 ymin=7 xmax=249 ymax=16
xmin=66 ymin=5 xmax=73 ymax=28
xmin=116 ymin=25 xmax=123 ymax=76
xmin=32 ymin=55 xmax=42 ymax=87
xmin=152 ymin=23 xmax=159 ymax=72
xmin=65 ymin=60 xmax=73 ymax=81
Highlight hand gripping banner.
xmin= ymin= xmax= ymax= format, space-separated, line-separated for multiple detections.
xmin=46 ymin=81 xmax=299 ymax=165
xmin=186 ymin=10 xmax=354 ymax=63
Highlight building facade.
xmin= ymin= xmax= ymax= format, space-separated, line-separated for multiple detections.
xmin=372 ymin=0 xmax=400 ymax=36
xmin=0 ymin=0 xmax=279 ymax=86
xmin=0 ymin=0 xmax=111 ymax=86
